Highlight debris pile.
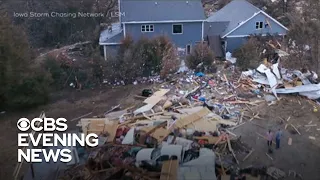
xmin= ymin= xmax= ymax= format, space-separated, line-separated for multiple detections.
xmin=241 ymin=62 xmax=320 ymax=102
xmin=59 ymin=69 xmax=289 ymax=180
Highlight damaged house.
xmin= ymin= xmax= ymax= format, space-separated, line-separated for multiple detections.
xmin=99 ymin=0 xmax=288 ymax=60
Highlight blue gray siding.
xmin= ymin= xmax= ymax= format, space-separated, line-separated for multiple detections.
xmin=225 ymin=37 xmax=248 ymax=53
xmin=124 ymin=22 xmax=203 ymax=48
xmin=227 ymin=13 xmax=287 ymax=36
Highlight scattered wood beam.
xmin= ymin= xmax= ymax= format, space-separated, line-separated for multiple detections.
xmin=266 ymin=153 xmax=273 ymax=161
xmin=243 ymin=149 xmax=254 ymax=162
xmin=290 ymin=124 xmax=301 ymax=135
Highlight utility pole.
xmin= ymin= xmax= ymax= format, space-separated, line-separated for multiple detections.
xmin=283 ymin=0 xmax=288 ymax=13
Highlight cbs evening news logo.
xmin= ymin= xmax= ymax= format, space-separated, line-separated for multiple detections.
xmin=17 ymin=118 xmax=98 ymax=163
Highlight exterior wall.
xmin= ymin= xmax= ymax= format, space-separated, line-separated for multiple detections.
xmin=228 ymin=12 xmax=287 ymax=36
xmin=124 ymin=22 xmax=203 ymax=48
xmin=225 ymin=37 xmax=248 ymax=53
xmin=100 ymin=45 xmax=120 ymax=60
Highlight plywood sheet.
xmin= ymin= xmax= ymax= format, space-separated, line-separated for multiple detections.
xmin=172 ymin=108 xmax=211 ymax=129
xmin=144 ymin=89 xmax=170 ymax=105
xmin=160 ymin=160 xmax=179 ymax=180
xmin=150 ymin=127 xmax=170 ymax=141
xmin=186 ymin=119 xmax=217 ymax=132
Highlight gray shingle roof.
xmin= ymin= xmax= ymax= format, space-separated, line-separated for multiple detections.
xmin=121 ymin=0 xmax=206 ymax=22
xmin=206 ymin=0 xmax=260 ymax=36
xmin=99 ymin=23 xmax=124 ymax=44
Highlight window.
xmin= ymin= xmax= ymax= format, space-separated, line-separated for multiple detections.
xmin=141 ymin=24 xmax=154 ymax=32
xmin=172 ymin=24 xmax=183 ymax=34
xmin=186 ymin=44 xmax=191 ymax=54
xmin=255 ymin=22 xmax=263 ymax=29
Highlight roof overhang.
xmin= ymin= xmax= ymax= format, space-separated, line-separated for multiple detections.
xmin=99 ymin=43 xmax=122 ymax=45
xmin=221 ymin=10 xmax=288 ymax=38
xmin=225 ymin=33 xmax=286 ymax=38
xmin=122 ymin=20 xmax=205 ymax=24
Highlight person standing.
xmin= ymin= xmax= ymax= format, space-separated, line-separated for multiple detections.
xmin=275 ymin=129 xmax=282 ymax=149
xmin=266 ymin=130 xmax=273 ymax=148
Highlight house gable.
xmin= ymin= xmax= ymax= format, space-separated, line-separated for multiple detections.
xmin=223 ymin=11 xmax=288 ymax=37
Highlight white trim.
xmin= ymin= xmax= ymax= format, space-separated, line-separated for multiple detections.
xmin=222 ymin=10 xmax=288 ymax=38
xmin=201 ymin=21 xmax=204 ymax=40
xmin=103 ymin=45 xmax=107 ymax=61
xmin=226 ymin=33 xmax=286 ymax=38
xmin=99 ymin=42 xmax=122 ymax=45
xmin=186 ymin=44 xmax=191 ymax=55
xmin=118 ymin=0 xmax=121 ymax=22
xmin=255 ymin=21 xmax=263 ymax=29
xmin=141 ymin=24 xmax=154 ymax=32
xmin=123 ymin=23 xmax=126 ymax=36
xmin=123 ymin=20 xmax=204 ymax=24
xmin=172 ymin=24 xmax=183 ymax=34
xmin=260 ymin=11 xmax=288 ymax=31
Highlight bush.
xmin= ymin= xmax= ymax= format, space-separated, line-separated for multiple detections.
xmin=5 ymin=68 xmax=52 ymax=109
xmin=186 ymin=43 xmax=215 ymax=71
xmin=105 ymin=35 xmax=179 ymax=83
xmin=233 ymin=35 xmax=277 ymax=70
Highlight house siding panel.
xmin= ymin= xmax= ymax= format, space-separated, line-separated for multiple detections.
xmin=228 ymin=13 xmax=287 ymax=36
xmin=125 ymin=22 xmax=203 ymax=48
xmin=225 ymin=37 xmax=248 ymax=53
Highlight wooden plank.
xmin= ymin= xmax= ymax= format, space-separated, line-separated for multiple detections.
xmin=171 ymin=108 xmax=211 ymax=129
xmin=194 ymin=136 xmax=221 ymax=144
xmin=160 ymin=160 xmax=179 ymax=180
xmin=144 ymin=89 xmax=170 ymax=104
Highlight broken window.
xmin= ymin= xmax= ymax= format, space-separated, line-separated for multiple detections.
xmin=186 ymin=44 xmax=191 ymax=54
xmin=255 ymin=21 xmax=263 ymax=29
xmin=141 ymin=24 xmax=154 ymax=32
xmin=172 ymin=24 xmax=183 ymax=34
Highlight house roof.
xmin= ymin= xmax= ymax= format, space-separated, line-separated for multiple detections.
xmin=206 ymin=0 xmax=260 ymax=36
xmin=203 ymin=22 xmax=229 ymax=36
xmin=121 ymin=0 xmax=206 ymax=23
xmin=99 ymin=23 xmax=123 ymax=45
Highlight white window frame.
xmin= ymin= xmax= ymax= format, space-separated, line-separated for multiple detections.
xmin=172 ymin=24 xmax=183 ymax=34
xmin=255 ymin=21 xmax=263 ymax=29
xmin=186 ymin=44 xmax=191 ymax=54
xmin=141 ymin=24 xmax=154 ymax=32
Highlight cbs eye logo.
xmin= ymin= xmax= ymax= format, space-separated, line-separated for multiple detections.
xmin=17 ymin=118 xmax=31 ymax=131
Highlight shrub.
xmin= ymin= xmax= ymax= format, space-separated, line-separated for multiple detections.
xmin=233 ymin=35 xmax=277 ymax=70
xmin=105 ymin=35 xmax=179 ymax=83
xmin=186 ymin=43 xmax=215 ymax=71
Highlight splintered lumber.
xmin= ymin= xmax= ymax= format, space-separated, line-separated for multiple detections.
xmin=288 ymin=138 xmax=292 ymax=145
xmin=70 ymin=112 xmax=93 ymax=121
xmin=266 ymin=153 xmax=273 ymax=161
xmin=304 ymin=124 xmax=317 ymax=127
xmin=290 ymin=124 xmax=301 ymax=135
xmin=134 ymin=89 xmax=170 ymax=114
xmin=243 ymin=149 xmax=254 ymax=162
xmin=249 ymin=113 xmax=260 ymax=122
xmin=160 ymin=160 xmax=179 ymax=180
xmin=229 ymin=122 xmax=246 ymax=131
xmin=194 ymin=136 xmax=221 ymax=144
xmin=227 ymin=136 xmax=239 ymax=164
xmin=309 ymin=136 xmax=316 ymax=140
xmin=217 ymin=153 xmax=226 ymax=175
xmin=171 ymin=108 xmax=211 ymax=129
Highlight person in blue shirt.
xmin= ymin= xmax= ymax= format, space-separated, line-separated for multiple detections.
xmin=275 ymin=129 xmax=282 ymax=149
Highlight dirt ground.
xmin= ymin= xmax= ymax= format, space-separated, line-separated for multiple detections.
xmin=0 ymin=84 xmax=151 ymax=180
xmin=0 ymin=84 xmax=320 ymax=180
xmin=234 ymin=96 xmax=320 ymax=180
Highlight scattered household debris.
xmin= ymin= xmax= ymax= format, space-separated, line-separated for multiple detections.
xmin=57 ymin=60 xmax=320 ymax=180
